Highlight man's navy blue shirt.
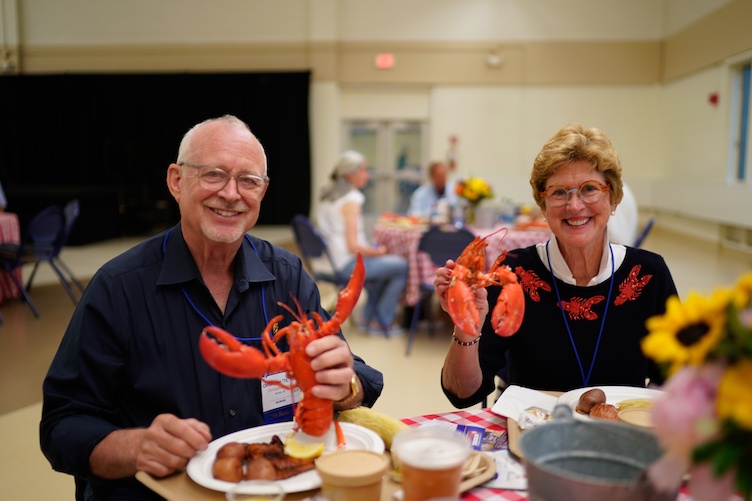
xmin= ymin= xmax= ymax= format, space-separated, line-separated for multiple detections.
xmin=40 ymin=224 xmax=384 ymax=499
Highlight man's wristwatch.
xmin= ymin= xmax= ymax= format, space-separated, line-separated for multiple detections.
xmin=334 ymin=374 xmax=359 ymax=407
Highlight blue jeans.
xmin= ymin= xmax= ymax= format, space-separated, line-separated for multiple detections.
xmin=340 ymin=254 xmax=408 ymax=327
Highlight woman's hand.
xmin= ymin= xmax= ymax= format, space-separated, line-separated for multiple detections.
xmin=434 ymin=260 xmax=489 ymax=332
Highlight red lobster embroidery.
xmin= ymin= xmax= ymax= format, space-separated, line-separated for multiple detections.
xmin=614 ymin=264 xmax=652 ymax=306
xmin=516 ymin=266 xmax=551 ymax=302
xmin=558 ymin=295 xmax=605 ymax=320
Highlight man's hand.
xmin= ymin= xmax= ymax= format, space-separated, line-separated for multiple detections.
xmin=305 ymin=335 xmax=355 ymax=402
xmin=90 ymin=414 xmax=212 ymax=479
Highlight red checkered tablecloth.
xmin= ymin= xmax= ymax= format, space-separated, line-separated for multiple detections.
xmin=401 ymin=408 xmax=703 ymax=501
xmin=372 ymin=223 xmax=551 ymax=306
xmin=0 ymin=212 xmax=21 ymax=304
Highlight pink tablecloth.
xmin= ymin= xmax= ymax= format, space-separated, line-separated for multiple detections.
xmin=372 ymin=223 xmax=551 ymax=306
xmin=402 ymin=408 xmax=698 ymax=501
xmin=0 ymin=212 xmax=21 ymax=303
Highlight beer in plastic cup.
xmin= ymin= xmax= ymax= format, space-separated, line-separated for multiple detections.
xmin=392 ymin=426 xmax=471 ymax=501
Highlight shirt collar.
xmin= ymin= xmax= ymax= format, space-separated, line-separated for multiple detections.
xmin=536 ymin=233 xmax=626 ymax=286
xmin=157 ymin=224 xmax=276 ymax=287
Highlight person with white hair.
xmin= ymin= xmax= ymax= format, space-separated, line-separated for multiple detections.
xmin=317 ymin=151 xmax=408 ymax=336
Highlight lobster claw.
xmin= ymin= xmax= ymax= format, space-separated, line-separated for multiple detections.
xmin=446 ymin=267 xmax=481 ymax=338
xmin=199 ymin=325 xmax=278 ymax=379
xmin=491 ymin=281 xmax=524 ymax=337
xmin=318 ymin=253 xmax=366 ymax=336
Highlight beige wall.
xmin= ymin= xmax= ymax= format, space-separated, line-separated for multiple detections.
xmin=2 ymin=0 xmax=751 ymax=239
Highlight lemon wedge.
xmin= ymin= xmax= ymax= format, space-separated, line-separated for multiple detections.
xmin=283 ymin=433 xmax=325 ymax=460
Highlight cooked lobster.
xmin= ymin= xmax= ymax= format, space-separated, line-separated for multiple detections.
xmin=446 ymin=232 xmax=524 ymax=338
xmin=199 ymin=254 xmax=365 ymax=437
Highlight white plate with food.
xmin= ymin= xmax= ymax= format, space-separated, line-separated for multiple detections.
xmin=556 ymin=386 xmax=663 ymax=422
xmin=186 ymin=421 xmax=385 ymax=494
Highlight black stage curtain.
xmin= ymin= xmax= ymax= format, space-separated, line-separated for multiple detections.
xmin=0 ymin=72 xmax=311 ymax=244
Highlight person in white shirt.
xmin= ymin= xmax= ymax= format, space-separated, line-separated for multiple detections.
xmin=607 ymin=182 xmax=638 ymax=245
xmin=317 ymin=151 xmax=408 ymax=336
xmin=407 ymin=161 xmax=457 ymax=218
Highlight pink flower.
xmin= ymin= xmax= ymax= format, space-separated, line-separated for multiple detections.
xmin=647 ymin=364 xmax=725 ymax=493
xmin=688 ymin=463 xmax=738 ymax=501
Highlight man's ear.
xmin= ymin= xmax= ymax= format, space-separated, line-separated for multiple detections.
xmin=166 ymin=164 xmax=182 ymax=201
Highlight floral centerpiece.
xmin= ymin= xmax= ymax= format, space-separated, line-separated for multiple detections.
xmin=454 ymin=176 xmax=493 ymax=224
xmin=641 ymin=272 xmax=752 ymax=500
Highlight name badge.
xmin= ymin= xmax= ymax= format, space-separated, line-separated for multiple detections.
xmin=261 ymin=371 xmax=302 ymax=425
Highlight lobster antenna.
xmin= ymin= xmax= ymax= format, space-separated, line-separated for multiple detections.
xmin=277 ymin=294 xmax=306 ymax=323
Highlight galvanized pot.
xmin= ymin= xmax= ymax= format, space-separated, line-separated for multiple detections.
xmin=518 ymin=405 xmax=677 ymax=501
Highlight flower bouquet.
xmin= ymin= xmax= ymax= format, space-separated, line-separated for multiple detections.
xmin=641 ymin=273 xmax=752 ymax=500
xmin=454 ymin=176 xmax=493 ymax=224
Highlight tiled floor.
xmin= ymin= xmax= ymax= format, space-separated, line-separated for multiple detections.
xmin=1 ymin=225 xmax=750 ymax=500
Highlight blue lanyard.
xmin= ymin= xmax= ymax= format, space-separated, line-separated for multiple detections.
xmin=162 ymin=229 xmax=268 ymax=342
xmin=546 ymin=240 xmax=615 ymax=387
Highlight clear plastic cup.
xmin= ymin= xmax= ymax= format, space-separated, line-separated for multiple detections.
xmin=225 ymin=480 xmax=285 ymax=501
xmin=391 ymin=427 xmax=471 ymax=501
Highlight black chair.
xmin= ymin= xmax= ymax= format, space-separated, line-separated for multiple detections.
xmin=0 ymin=205 xmax=68 ymax=317
xmin=633 ymin=217 xmax=655 ymax=248
xmin=290 ymin=214 xmax=349 ymax=290
xmin=405 ymin=224 xmax=476 ymax=355
xmin=49 ymin=199 xmax=85 ymax=297
xmin=290 ymin=214 xmax=388 ymax=335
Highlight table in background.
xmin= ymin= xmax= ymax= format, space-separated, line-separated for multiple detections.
xmin=372 ymin=222 xmax=551 ymax=306
xmin=0 ymin=212 xmax=21 ymax=303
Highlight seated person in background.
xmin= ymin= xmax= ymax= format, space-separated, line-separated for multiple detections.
xmin=407 ymin=161 xmax=457 ymax=218
xmin=607 ymin=182 xmax=638 ymax=245
xmin=434 ymin=123 xmax=678 ymax=406
xmin=40 ymin=115 xmax=384 ymax=501
xmin=317 ymin=150 xmax=408 ymax=337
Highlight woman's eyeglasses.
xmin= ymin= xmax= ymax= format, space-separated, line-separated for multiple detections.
xmin=539 ymin=180 xmax=609 ymax=208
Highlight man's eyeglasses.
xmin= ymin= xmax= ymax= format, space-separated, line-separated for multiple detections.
xmin=180 ymin=162 xmax=269 ymax=197
xmin=539 ymin=180 xmax=609 ymax=208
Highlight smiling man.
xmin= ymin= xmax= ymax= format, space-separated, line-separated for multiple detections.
xmin=40 ymin=115 xmax=384 ymax=500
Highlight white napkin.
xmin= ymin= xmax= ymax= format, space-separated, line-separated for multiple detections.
xmin=490 ymin=385 xmax=558 ymax=419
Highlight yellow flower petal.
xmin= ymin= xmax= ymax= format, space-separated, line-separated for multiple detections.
xmin=717 ymin=359 xmax=752 ymax=430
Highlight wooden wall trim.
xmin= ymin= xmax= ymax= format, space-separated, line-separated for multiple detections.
xmin=663 ymin=0 xmax=752 ymax=81
xmin=19 ymin=40 xmax=660 ymax=85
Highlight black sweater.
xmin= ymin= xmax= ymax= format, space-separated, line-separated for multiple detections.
xmin=443 ymin=245 xmax=677 ymax=408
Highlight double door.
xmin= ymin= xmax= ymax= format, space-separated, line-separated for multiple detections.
xmin=343 ymin=120 xmax=427 ymax=218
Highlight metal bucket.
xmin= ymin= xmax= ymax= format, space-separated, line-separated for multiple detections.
xmin=518 ymin=405 xmax=676 ymax=501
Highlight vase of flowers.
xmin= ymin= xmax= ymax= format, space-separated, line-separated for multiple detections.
xmin=641 ymin=273 xmax=752 ymax=501
xmin=454 ymin=176 xmax=493 ymax=225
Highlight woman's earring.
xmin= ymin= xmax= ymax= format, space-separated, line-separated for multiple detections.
xmin=610 ymin=210 xmax=616 ymax=216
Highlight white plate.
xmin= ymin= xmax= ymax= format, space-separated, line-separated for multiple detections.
xmin=556 ymin=386 xmax=663 ymax=422
xmin=187 ymin=421 xmax=384 ymax=495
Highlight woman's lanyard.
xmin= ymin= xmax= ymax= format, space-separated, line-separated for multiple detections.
xmin=546 ymin=240 xmax=615 ymax=387
xmin=162 ymin=229 xmax=268 ymax=342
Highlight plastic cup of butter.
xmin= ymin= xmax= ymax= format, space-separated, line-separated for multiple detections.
xmin=617 ymin=408 xmax=653 ymax=428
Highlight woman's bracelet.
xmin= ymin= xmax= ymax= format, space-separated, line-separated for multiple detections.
xmin=451 ymin=332 xmax=481 ymax=346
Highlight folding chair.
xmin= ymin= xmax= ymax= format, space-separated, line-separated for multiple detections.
xmin=405 ymin=225 xmax=476 ymax=355
xmin=290 ymin=214 xmax=387 ymax=335
xmin=0 ymin=205 xmax=68 ymax=317
xmin=290 ymin=214 xmax=349 ymax=290
xmin=633 ymin=217 xmax=655 ymax=248
xmin=52 ymin=199 xmax=85 ymax=296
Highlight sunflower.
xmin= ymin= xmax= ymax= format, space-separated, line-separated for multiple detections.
xmin=642 ymin=289 xmax=732 ymax=374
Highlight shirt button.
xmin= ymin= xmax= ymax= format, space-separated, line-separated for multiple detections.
xmin=229 ymin=408 xmax=237 ymax=417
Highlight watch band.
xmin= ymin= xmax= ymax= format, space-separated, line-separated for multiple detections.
xmin=334 ymin=374 xmax=359 ymax=407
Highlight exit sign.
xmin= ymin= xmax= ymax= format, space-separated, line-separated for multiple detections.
xmin=374 ymin=53 xmax=395 ymax=69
